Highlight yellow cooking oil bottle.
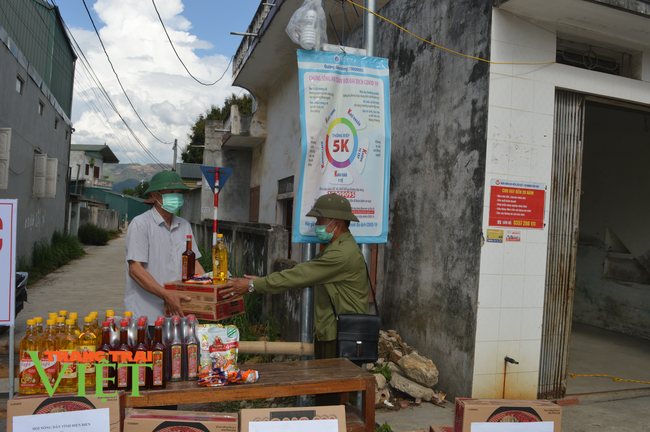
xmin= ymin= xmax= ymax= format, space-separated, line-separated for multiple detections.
xmin=79 ymin=316 xmax=97 ymax=389
xmin=58 ymin=319 xmax=79 ymax=393
xmin=19 ymin=319 xmax=41 ymax=395
xmin=69 ymin=312 xmax=81 ymax=336
xmin=38 ymin=319 xmax=59 ymax=393
xmin=212 ymin=233 xmax=228 ymax=282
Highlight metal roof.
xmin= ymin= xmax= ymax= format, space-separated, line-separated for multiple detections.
xmin=177 ymin=163 xmax=204 ymax=179
xmin=70 ymin=144 xmax=119 ymax=164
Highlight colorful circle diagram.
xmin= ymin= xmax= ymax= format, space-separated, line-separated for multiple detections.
xmin=325 ymin=118 xmax=358 ymax=168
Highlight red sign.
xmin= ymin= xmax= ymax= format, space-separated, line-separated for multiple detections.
xmin=488 ymin=179 xmax=545 ymax=229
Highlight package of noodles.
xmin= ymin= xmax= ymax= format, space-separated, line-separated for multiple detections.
xmin=197 ymin=324 xmax=239 ymax=367
xmin=197 ymin=358 xmax=259 ymax=387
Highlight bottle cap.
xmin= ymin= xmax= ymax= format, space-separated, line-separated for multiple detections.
xmin=49 ymin=313 xmax=58 ymax=319
xmin=102 ymin=322 xmax=110 ymax=327
xmin=84 ymin=316 xmax=93 ymax=323
xmin=46 ymin=319 xmax=55 ymax=326
xmin=120 ymin=321 xmax=128 ymax=327
xmin=187 ymin=234 xmax=192 ymax=239
xmin=138 ymin=318 xmax=146 ymax=325
xmin=217 ymin=233 xmax=223 ymax=238
xmin=89 ymin=312 xmax=98 ymax=318
xmin=106 ymin=310 xmax=115 ymax=317
xmin=124 ymin=311 xmax=132 ymax=317
xmin=27 ymin=319 xmax=35 ymax=325
xmin=155 ymin=320 xmax=163 ymax=326
xmin=59 ymin=310 xmax=67 ymax=316
xmin=34 ymin=317 xmax=43 ymax=323
xmin=188 ymin=315 xmax=195 ymax=322
xmin=65 ymin=319 xmax=74 ymax=325
xmin=69 ymin=312 xmax=78 ymax=319
xmin=56 ymin=317 xmax=65 ymax=323
xmin=172 ymin=316 xmax=180 ymax=322
xmin=107 ymin=317 xmax=115 ymax=323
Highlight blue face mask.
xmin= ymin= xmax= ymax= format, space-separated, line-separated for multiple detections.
xmin=158 ymin=193 xmax=184 ymax=214
xmin=314 ymin=219 xmax=336 ymax=242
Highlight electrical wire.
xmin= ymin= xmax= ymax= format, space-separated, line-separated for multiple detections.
xmin=568 ymin=373 xmax=650 ymax=385
xmin=347 ymin=0 xmax=556 ymax=66
xmin=151 ymin=0 xmax=233 ymax=86
xmin=81 ymin=0 xmax=174 ymax=145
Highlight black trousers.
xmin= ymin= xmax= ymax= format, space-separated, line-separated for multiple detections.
xmin=314 ymin=339 xmax=357 ymax=406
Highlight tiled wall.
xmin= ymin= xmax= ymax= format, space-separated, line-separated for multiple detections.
xmin=473 ymin=8 xmax=650 ymax=399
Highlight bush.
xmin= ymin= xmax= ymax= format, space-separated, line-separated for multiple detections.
xmin=78 ymin=224 xmax=110 ymax=246
xmin=19 ymin=231 xmax=85 ymax=283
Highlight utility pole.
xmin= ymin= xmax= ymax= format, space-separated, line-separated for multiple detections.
xmin=172 ymin=139 xmax=178 ymax=172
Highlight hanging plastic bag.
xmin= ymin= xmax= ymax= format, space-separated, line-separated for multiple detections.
xmin=285 ymin=0 xmax=327 ymax=51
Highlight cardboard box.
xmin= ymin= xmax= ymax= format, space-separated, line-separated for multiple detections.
xmin=165 ymin=280 xmax=229 ymax=302
xmin=166 ymin=297 xmax=245 ymax=321
xmin=454 ymin=399 xmax=562 ymax=432
xmin=7 ymin=391 xmax=125 ymax=432
xmin=239 ymin=405 xmax=346 ymax=432
xmin=125 ymin=409 xmax=238 ymax=432
xmin=430 ymin=426 xmax=453 ymax=432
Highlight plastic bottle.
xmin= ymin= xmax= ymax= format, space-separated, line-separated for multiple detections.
xmin=33 ymin=317 xmax=44 ymax=337
xmin=19 ymin=319 xmax=41 ymax=395
xmin=48 ymin=312 xmax=58 ymax=321
xmin=58 ymin=310 xmax=68 ymax=319
xmin=105 ymin=310 xmax=116 ymax=330
xmin=38 ymin=319 xmax=59 ymax=393
xmin=69 ymin=312 xmax=81 ymax=336
xmin=116 ymin=320 xmax=133 ymax=391
xmin=89 ymin=312 xmax=101 ymax=345
xmin=107 ymin=317 xmax=119 ymax=348
xmin=58 ymin=319 xmax=79 ymax=394
xmin=124 ymin=311 xmax=133 ymax=319
xmin=183 ymin=316 xmax=199 ymax=381
xmin=54 ymin=317 xmax=66 ymax=346
xmin=97 ymin=322 xmax=116 ymax=391
xmin=182 ymin=234 xmax=196 ymax=282
xmin=150 ymin=319 xmax=167 ymax=390
xmin=79 ymin=317 xmax=97 ymax=389
xmin=134 ymin=318 xmax=151 ymax=391
xmin=169 ymin=316 xmax=183 ymax=382
xmin=212 ymin=233 xmax=228 ymax=282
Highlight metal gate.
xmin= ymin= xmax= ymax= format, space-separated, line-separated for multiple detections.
xmin=538 ymin=90 xmax=586 ymax=399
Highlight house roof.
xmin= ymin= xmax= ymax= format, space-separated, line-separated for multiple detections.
xmin=70 ymin=144 xmax=119 ymax=164
xmin=177 ymin=163 xmax=204 ymax=179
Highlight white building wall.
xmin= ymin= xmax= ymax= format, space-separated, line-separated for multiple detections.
xmin=473 ymin=8 xmax=650 ymax=399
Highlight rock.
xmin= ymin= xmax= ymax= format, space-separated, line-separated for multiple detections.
xmin=391 ymin=349 xmax=404 ymax=363
xmin=374 ymin=373 xmax=387 ymax=389
xmin=390 ymin=371 xmax=434 ymax=400
xmin=387 ymin=362 xmax=401 ymax=374
xmin=376 ymin=358 xmax=386 ymax=366
xmin=375 ymin=387 xmax=390 ymax=405
xmin=398 ymin=352 xmax=439 ymax=387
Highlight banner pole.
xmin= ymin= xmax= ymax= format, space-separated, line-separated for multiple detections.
xmin=297 ymin=242 xmax=317 ymax=407
xmin=9 ymin=324 xmax=15 ymax=399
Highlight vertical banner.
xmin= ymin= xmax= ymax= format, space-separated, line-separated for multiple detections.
xmin=0 ymin=200 xmax=17 ymax=326
xmin=294 ymin=50 xmax=391 ymax=244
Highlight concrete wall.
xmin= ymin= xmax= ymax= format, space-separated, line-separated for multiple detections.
xmin=475 ymin=8 xmax=650 ymax=399
xmin=79 ymin=207 xmax=119 ymax=232
xmin=574 ymin=102 xmax=650 ymax=340
xmin=0 ymin=35 xmax=72 ymax=264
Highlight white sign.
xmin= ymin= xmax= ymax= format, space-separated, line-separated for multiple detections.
xmin=250 ymin=419 xmax=339 ymax=432
xmin=0 ymin=200 xmax=17 ymax=326
xmin=13 ymin=407 xmax=110 ymax=432
xmin=295 ymin=50 xmax=391 ymax=244
xmin=471 ymin=422 xmax=554 ymax=432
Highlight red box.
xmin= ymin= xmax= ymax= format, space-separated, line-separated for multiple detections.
xmin=164 ymin=280 xmax=230 ymax=302
xmin=166 ymin=298 xmax=245 ymax=321
xmin=430 ymin=426 xmax=453 ymax=432
xmin=454 ymin=398 xmax=561 ymax=432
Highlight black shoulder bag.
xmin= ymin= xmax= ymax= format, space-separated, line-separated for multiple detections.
xmin=328 ymin=264 xmax=380 ymax=363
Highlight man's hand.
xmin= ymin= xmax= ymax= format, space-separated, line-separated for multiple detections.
xmin=164 ymin=291 xmax=192 ymax=318
xmin=218 ymin=274 xmax=259 ymax=298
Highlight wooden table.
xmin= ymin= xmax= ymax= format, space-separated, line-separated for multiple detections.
xmin=126 ymin=358 xmax=375 ymax=432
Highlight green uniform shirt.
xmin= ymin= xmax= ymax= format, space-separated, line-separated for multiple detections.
xmin=253 ymin=231 xmax=368 ymax=341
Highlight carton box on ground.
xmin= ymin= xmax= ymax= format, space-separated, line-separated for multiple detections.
xmin=125 ymin=409 xmax=238 ymax=432
xmin=430 ymin=426 xmax=453 ymax=432
xmin=165 ymin=280 xmax=230 ymax=302
xmin=7 ymin=391 xmax=125 ymax=432
xmin=166 ymin=297 xmax=245 ymax=321
xmin=454 ymin=399 xmax=562 ymax=432
xmin=239 ymin=405 xmax=346 ymax=432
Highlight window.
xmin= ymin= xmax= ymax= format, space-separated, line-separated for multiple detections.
xmin=85 ymin=164 xmax=89 ymax=176
xmin=38 ymin=101 xmax=45 ymax=116
xmin=249 ymin=186 xmax=260 ymax=223
xmin=16 ymin=76 xmax=24 ymax=94
xmin=54 ymin=118 xmax=59 ymax=130
xmin=94 ymin=166 xmax=100 ymax=179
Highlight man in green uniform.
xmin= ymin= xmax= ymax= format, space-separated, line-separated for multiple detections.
xmin=219 ymin=193 xmax=369 ymax=361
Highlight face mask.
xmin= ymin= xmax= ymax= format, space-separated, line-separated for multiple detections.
xmin=158 ymin=193 xmax=184 ymax=214
xmin=315 ymin=219 xmax=336 ymax=242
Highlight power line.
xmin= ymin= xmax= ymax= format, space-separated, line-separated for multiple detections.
xmin=81 ymin=0 xmax=174 ymax=145
xmin=151 ymin=0 xmax=232 ymax=86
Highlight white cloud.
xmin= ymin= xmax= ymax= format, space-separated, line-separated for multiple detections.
xmin=69 ymin=0 xmax=242 ymax=165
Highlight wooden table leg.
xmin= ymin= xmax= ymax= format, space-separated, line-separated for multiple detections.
xmin=362 ymin=379 xmax=375 ymax=432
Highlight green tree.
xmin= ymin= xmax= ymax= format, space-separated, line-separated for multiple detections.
xmin=121 ymin=187 xmax=135 ymax=196
xmin=122 ymin=181 xmax=150 ymax=199
xmin=181 ymin=93 xmax=253 ymax=164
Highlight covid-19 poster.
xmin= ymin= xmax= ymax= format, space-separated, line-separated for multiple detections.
xmin=294 ymin=50 xmax=391 ymax=244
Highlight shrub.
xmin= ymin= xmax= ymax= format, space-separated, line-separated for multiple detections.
xmin=19 ymin=231 xmax=85 ymax=283
xmin=78 ymin=224 xmax=110 ymax=245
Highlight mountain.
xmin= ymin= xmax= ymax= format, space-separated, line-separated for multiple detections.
xmin=103 ymin=164 xmax=172 ymax=192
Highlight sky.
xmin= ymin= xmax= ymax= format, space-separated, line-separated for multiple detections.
xmin=54 ymin=0 xmax=263 ymax=165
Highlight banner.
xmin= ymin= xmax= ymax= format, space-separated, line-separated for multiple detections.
xmin=0 ymin=200 xmax=17 ymax=326
xmin=294 ymin=50 xmax=391 ymax=244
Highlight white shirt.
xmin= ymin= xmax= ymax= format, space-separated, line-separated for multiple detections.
xmin=124 ymin=208 xmax=201 ymax=319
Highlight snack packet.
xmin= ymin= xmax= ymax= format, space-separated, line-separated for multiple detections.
xmin=197 ymin=324 xmax=239 ymax=367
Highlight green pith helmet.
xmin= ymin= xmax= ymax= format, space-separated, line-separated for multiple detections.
xmin=306 ymin=193 xmax=359 ymax=222
xmin=144 ymin=171 xmax=190 ymax=196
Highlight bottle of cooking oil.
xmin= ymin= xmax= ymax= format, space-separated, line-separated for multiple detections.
xmin=69 ymin=313 xmax=81 ymax=336
xmin=48 ymin=312 xmax=58 ymax=322
xmin=33 ymin=317 xmax=44 ymax=338
xmin=38 ymin=319 xmax=58 ymax=393
xmin=89 ymin=312 xmax=101 ymax=346
xmin=54 ymin=317 xmax=66 ymax=344
xmin=58 ymin=319 xmax=79 ymax=393
xmin=19 ymin=319 xmax=41 ymax=395
xmin=58 ymin=310 xmax=68 ymax=319
xmin=212 ymin=233 xmax=228 ymax=282
xmin=78 ymin=316 xmax=97 ymax=389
